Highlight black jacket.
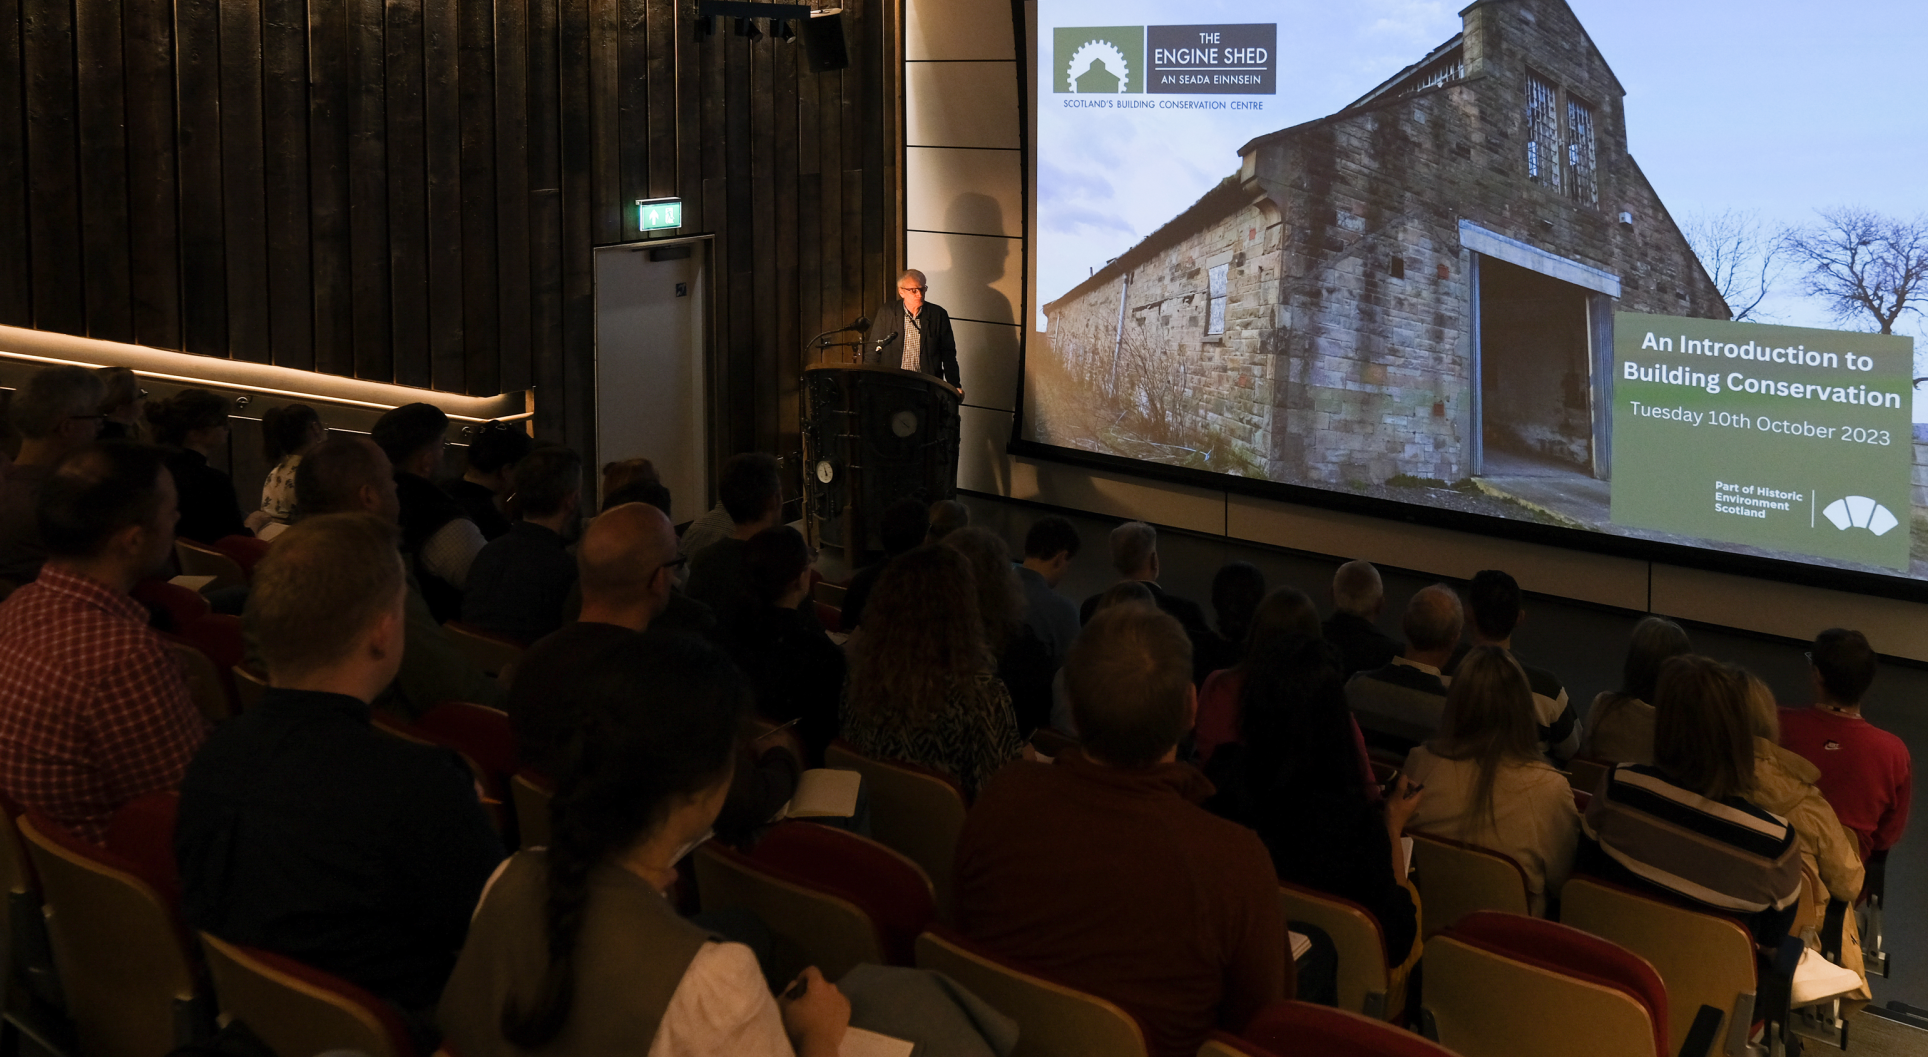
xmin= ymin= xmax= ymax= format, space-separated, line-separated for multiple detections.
xmin=1080 ymin=580 xmax=1217 ymax=684
xmin=164 ymin=447 xmax=249 ymax=545
xmin=868 ymin=299 xmax=961 ymax=388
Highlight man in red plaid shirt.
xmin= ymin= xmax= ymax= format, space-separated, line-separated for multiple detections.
xmin=0 ymin=443 xmax=208 ymax=842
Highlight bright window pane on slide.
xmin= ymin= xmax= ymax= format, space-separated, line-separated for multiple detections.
xmin=1208 ymin=263 xmax=1229 ymax=335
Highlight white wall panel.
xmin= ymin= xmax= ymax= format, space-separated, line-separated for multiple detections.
xmin=1008 ymin=457 xmax=1226 ymax=536
xmin=905 ymin=0 xmax=1016 ymax=61
xmin=907 ymin=62 xmax=1022 ymax=148
xmin=960 ymin=404 xmax=1017 ymax=495
xmin=956 ymin=319 xmax=1020 ymax=413
xmin=906 ymin=147 xmax=1022 ymax=238
xmin=1651 ymin=565 xmax=1928 ymax=663
xmin=904 ymin=230 xmax=1022 ymax=326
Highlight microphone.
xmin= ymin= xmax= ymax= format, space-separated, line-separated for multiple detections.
xmin=872 ymin=332 xmax=901 ymax=357
xmin=849 ymin=315 xmax=870 ymax=333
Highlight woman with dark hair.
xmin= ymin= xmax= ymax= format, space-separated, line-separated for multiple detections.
xmin=1204 ymin=634 xmax=1424 ymax=1006
xmin=1403 ymin=645 xmax=1579 ymax=915
xmin=1581 ymin=615 xmax=1691 ymax=764
xmin=1195 ymin=561 xmax=1267 ymax=676
xmin=146 ymin=388 xmax=250 ymax=544
xmin=942 ymin=528 xmax=1055 ymax=735
xmin=1192 ymin=586 xmax=1322 ymax=764
xmin=254 ymin=403 xmax=325 ymax=527
xmin=1579 ymin=655 xmax=1803 ymax=945
xmin=441 ymin=634 xmax=852 ymax=1056
xmin=725 ymin=525 xmax=845 ymax=763
xmin=842 ymin=544 xmax=1024 ymax=799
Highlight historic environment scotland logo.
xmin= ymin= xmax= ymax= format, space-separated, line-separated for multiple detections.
xmin=1053 ymin=26 xmax=1145 ymax=94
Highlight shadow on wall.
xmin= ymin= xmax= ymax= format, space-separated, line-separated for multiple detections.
xmin=929 ymin=193 xmax=1017 ymax=327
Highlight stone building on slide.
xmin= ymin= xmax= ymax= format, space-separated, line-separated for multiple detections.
xmin=1039 ymin=0 xmax=1729 ymax=488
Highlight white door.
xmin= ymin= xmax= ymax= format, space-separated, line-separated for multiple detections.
xmin=593 ymin=239 xmax=711 ymax=520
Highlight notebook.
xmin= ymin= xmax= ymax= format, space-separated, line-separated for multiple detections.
xmin=169 ymin=575 xmax=217 ymax=592
xmin=1290 ymin=930 xmax=1313 ymax=961
xmin=257 ymin=521 xmax=290 ymax=541
xmin=773 ymin=768 xmax=862 ymax=820
xmin=1790 ymin=946 xmax=1864 ymax=1006
xmin=841 ymin=1027 xmax=915 ymax=1057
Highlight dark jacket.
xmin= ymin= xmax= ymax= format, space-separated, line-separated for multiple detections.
xmin=164 ymin=447 xmax=249 ymax=545
xmin=395 ymin=472 xmax=469 ymax=623
xmin=723 ymin=603 xmax=846 ymax=763
xmin=444 ymin=478 xmax=512 ymax=541
xmin=461 ymin=521 xmax=578 ymax=645
xmin=869 ymin=299 xmax=961 ymax=388
xmin=1080 ymin=581 xmax=1218 ymax=684
xmin=1321 ymin=611 xmax=1401 ymax=679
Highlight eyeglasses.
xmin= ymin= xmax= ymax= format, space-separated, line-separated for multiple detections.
xmin=898 ymin=285 xmax=927 ymax=293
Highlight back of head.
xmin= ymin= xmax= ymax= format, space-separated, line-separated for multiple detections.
xmin=1097 ymin=580 xmax=1155 ymax=612
xmin=1066 ymin=603 xmax=1193 ymax=768
xmin=848 ymin=544 xmax=986 ymax=721
xmin=1211 ymin=561 xmax=1267 ymax=643
xmin=926 ymin=499 xmax=969 ymax=542
xmin=1620 ymin=616 xmax=1691 ymax=702
xmin=1237 ymin=635 xmax=1358 ymax=800
xmin=370 ymin=402 xmax=449 ymax=469
xmin=1023 ymin=515 xmax=1080 ymax=562
xmin=602 ymin=479 xmax=671 ymax=518
xmin=1741 ymin=672 xmax=1779 ymax=742
xmin=599 ymin=457 xmax=659 ymax=498
xmin=96 ymin=367 xmax=139 ymax=415
xmin=508 ymin=446 xmax=583 ymax=519
xmin=1437 ymin=646 xmax=1541 ymax=827
xmin=295 ymin=436 xmax=393 ymax=518
xmin=577 ymin=502 xmax=676 ymax=609
xmin=1110 ymin=520 xmax=1157 ymax=578
xmin=1652 ymin=655 xmax=1755 ymax=801
xmin=144 ymin=389 xmax=229 ymax=448
xmin=743 ymin=525 xmax=814 ymax=604
xmin=717 ymin=452 xmax=781 ymax=525
xmin=1330 ymin=560 xmax=1383 ymax=617
xmin=468 ymin=421 xmax=535 ymax=475
xmin=39 ymin=442 xmax=169 ymax=559
xmin=13 ymin=366 xmax=105 ymax=440
xmin=503 ymin=633 xmax=748 ymax=1047
xmin=942 ymin=527 xmax=1022 ymax=649
xmin=1245 ymin=586 xmax=1321 ymax=660
xmin=247 ymin=514 xmax=404 ymax=680
xmin=879 ymin=497 xmax=931 ymax=555
xmin=260 ymin=403 xmax=322 ymax=463
xmin=1810 ymin=628 xmax=1876 ymax=706
xmin=1466 ymin=569 xmax=1522 ymax=640
xmin=1402 ymin=583 xmax=1464 ymax=653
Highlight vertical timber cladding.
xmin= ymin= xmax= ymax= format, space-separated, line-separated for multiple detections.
xmin=0 ymin=0 xmax=898 ymax=467
xmin=1041 ymin=0 xmax=1728 ymax=489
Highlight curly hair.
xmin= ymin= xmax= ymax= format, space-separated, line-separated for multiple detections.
xmin=942 ymin=527 xmax=1024 ymax=652
xmin=846 ymin=544 xmax=989 ymax=725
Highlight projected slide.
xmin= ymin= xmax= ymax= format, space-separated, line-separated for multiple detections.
xmin=1023 ymin=0 xmax=1928 ymax=581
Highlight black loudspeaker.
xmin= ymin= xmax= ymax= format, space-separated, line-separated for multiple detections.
xmin=797 ymin=9 xmax=848 ymax=72
xmin=801 ymin=364 xmax=960 ymax=559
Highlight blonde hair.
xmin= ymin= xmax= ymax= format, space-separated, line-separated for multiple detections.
xmin=1653 ymin=655 xmax=1756 ymax=801
xmin=1432 ymin=645 xmax=1541 ymax=832
xmin=1741 ymin=671 xmax=1780 ymax=742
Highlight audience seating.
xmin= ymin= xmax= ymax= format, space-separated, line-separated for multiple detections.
xmin=1567 ymin=757 xmax=1611 ymax=798
xmin=511 ymin=771 xmax=554 ymax=850
xmin=370 ymin=714 xmax=507 ymax=834
xmin=17 ymin=812 xmax=211 ymax=1057
xmin=102 ymin=792 xmax=181 ymax=909
xmin=1278 ymin=883 xmax=1395 ymax=1020
xmin=824 ymin=740 xmax=968 ymax=921
xmin=0 ymin=792 xmax=68 ymax=1051
xmin=1422 ymin=912 xmax=1668 ymax=1057
xmin=163 ymin=638 xmax=234 ymax=723
xmin=199 ymin=932 xmax=417 ymax=1057
xmin=694 ymin=821 xmax=934 ymax=982
xmin=1210 ymin=1001 xmax=1462 ymax=1057
xmin=1408 ymin=833 xmax=1530 ymax=936
xmin=1028 ymin=728 xmax=1078 ymax=759
xmin=174 ymin=539 xmax=248 ymax=592
xmin=441 ymin=621 xmax=524 ymax=679
xmin=1559 ymin=875 xmax=1759 ymax=1057
xmin=913 ymin=927 xmax=1147 ymax=1057
xmin=232 ymin=664 xmax=269 ymax=713
xmin=132 ymin=578 xmax=212 ymax=630
xmin=213 ymin=534 xmax=272 ymax=578
xmin=1861 ymin=849 xmax=1890 ymax=978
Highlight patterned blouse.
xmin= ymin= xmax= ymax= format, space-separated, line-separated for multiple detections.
xmin=259 ymin=454 xmax=303 ymax=523
xmin=842 ymin=671 xmax=1024 ymax=799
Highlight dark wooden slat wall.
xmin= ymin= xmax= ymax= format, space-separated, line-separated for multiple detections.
xmin=0 ymin=0 xmax=899 ymax=464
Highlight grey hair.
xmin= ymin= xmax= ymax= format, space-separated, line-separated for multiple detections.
xmin=1331 ymin=560 xmax=1383 ymax=616
xmin=1402 ymin=583 xmax=1464 ymax=652
xmin=898 ymin=269 xmax=927 ymax=289
xmin=1110 ymin=520 xmax=1158 ymax=577
xmin=13 ymin=366 xmax=105 ymax=439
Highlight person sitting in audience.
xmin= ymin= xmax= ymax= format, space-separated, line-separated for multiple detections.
xmin=725 ymin=525 xmax=845 ymax=763
xmin=1578 ymin=655 xmax=1803 ymax=945
xmin=1580 ymin=616 xmax=1691 ymax=765
xmin=686 ymin=453 xmax=784 ymax=620
xmin=1203 ymin=634 xmax=1423 ymax=1010
xmin=94 ymin=366 xmax=143 ymax=441
xmin=1403 ymin=645 xmax=1580 ymax=916
xmin=1780 ymin=629 xmax=1912 ymax=863
xmin=447 ymin=421 xmax=535 ymax=541
xmin=255 ymin=403 xmax=325 ymax=527
xmin=509 ymin=502 xmax=794 ymax=837
xmin=1322 ymin=560 xmax=1400 ymax=678
xmin=600 ymin=457 xmax=660 ymax=498
xmin=1197 ymin=561 xmax=1266 ymax=677
xmin=1048 ymin=581 xmax=1157 ymax=735
xmin=1445 ymin=570 xmax=1580 ymax=760
xmin=1078 ymin=521 xmax=1215 ymax=681
xmin=1016 ymin=514 xmax=1081 ymax=668
xmin=373 ymin=402 xmax=483 ymax=622
xmin=177 ymin=513 xmax=504 ymax=1024
xmin=0 ymin=366 xmax=104 ymax=582
xmin=443 ymin=634 xmax=851 ymax=1057
xmin=146 ymin=388 xmax=250 ymax=545
xmin=1347 ymin=583 xmax=1463 ymax=754
xmin=842 ymin=544 xmax=1023 ymax=798
xmin=292 ymin=436 xmax=505 ymax=714
xmin=944 ymin=528 xmax=1055 ymax=735
xmin=602 ymin=477 xmax=672 ymax=518
xmin=955 ymin=604 xmax=1287 ymax=1057
xmin=839 ymin=496 xmax=927 ymax=631
xmin=0 ymin=442 xmax=206 ymax=842
xmin=462 ymin=446 xmax=583 ymax=644
xmin=1193 ymin=586 xmax=1321 ymax=764
xmin=925 ymin=498 xmax=970 ymax=543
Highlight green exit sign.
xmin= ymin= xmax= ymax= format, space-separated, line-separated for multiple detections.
xmin=637 ymin=197 xmax=683 ymax=231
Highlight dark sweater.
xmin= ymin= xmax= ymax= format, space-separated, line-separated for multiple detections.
xmin=444 ymin=478 xmax=512 ymax=541
xmin=1321 ymin=611 xmax=1400 ymax=679
xmin=723 ymin=603 xmax=846 ymax=763
xmin=164 ymin=448 xmax=248 ymax=545
xmin=461 ymin=521 xmax=577 ymax=645
xmin=395 ymin=472 xmax=469 ymax=623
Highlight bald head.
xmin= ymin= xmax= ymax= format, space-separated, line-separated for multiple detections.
xmin=1331 ymin=560 xmax=1383 ymax=618
xmin=578 ymin=502 xmax=679 ymax=628
xmin=1402 ymin=583 xmax=1464 ymax=661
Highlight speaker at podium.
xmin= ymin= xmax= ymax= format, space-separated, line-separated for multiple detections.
xmin=801 ymin=363 xmax=960 ymax=561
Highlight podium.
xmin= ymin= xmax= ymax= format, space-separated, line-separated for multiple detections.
xmin=800 ymin=363 xmax=960 ymax=560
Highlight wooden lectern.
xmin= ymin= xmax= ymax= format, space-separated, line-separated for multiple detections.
xmin=800 ymin=363 xmax=961 ymax=560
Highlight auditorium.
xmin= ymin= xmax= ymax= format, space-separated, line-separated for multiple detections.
xmin=0 ymin=0 xmax=1920 ymax=1054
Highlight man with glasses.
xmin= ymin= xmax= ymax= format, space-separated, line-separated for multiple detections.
xmin=871 ymin=269 xmax=963 ymax=399
xmin=0 ymin=365 xmax=106 ymax=582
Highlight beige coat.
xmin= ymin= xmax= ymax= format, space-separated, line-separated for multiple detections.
xmin=1751 ymin=737 xmax=1869 ymax=1001
xmin=1402 ymin=746 xmax=1581 ymax=916
xmin=1581 ymin=693 xmax=1654 ymax=765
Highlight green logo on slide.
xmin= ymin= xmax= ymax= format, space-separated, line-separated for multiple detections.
xmin=1053 ymin=27 xmax=1145 ymax=94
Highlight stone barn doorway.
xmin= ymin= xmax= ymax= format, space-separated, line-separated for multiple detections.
xmin=1475 ymin=256 xmax=1596 ymax=478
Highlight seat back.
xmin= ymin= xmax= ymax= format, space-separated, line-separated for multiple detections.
xmin=745 ymin=821 xmax=935 ymax=965
xmin=1561 ymin=875 xmax=1757 ymax=1057
xmin=1423 ymin=911 xmax=1665 ymax=1057
xmin=1028 ymin=728 xmax=1078 ymax=759
xmin=0 ymin=791 xmax=62 ymax=1011
xmin=371 ymin=716 xmax=505 ymax=834
xmin=132 ymin=577 xmax=212 ymax=629
xmin=1278 ymin=883 xmax=1392 ymax=1019
xmin=511 ymin=771 xmax=553 ymax=850
xmin=175 ymin=539 xmax=248 ymax=591
xmin=913 ymin=928 xmax=1147 ymax=1057
xmin=412 ymin=701 xmax=517 ymax=783
xmin=232 ymin=665 xmax=270 ymax=713
xmin=1567 ymin=757 xmax=1611 ymax=797
xmin=103 ymin=791 xmax=181 ymax=909
xmin=1408 ymin=832 xmax=1530 ymax=936
xmin=1238 ymin=1000 xmax=1462 ymax=1057
xmin=199 ymin=932 xmax=414 ymax=1057
xmin=692 ymin=842 xmax=886 ymax=984
xmin=441 ymin=621 xmax=524 ymax=678
xmin=164 ymin=638 xmax=233 ymax=723
xmin=19 ymin=812 xmax=204 ymax=1057
xmin=823 ymin=740 xmax=968 ymax=919
xmin=213 ymin=535 xmax=272 ymax=578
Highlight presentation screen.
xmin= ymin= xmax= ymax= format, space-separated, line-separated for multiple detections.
xmin=1020 ymin=0 xmax=1927 ymax=587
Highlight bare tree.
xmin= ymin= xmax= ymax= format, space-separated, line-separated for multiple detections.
xmin=1782 ymin=207 xmax=1928 ymax=335
xmin=1680 ymin=208 xmax=1784 ymax=321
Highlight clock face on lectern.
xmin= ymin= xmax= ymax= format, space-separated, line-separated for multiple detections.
xmin=891 ymin=410 xmax=918 ymax=438
xmin=816 ymin=460 xmax=835 ymax=484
